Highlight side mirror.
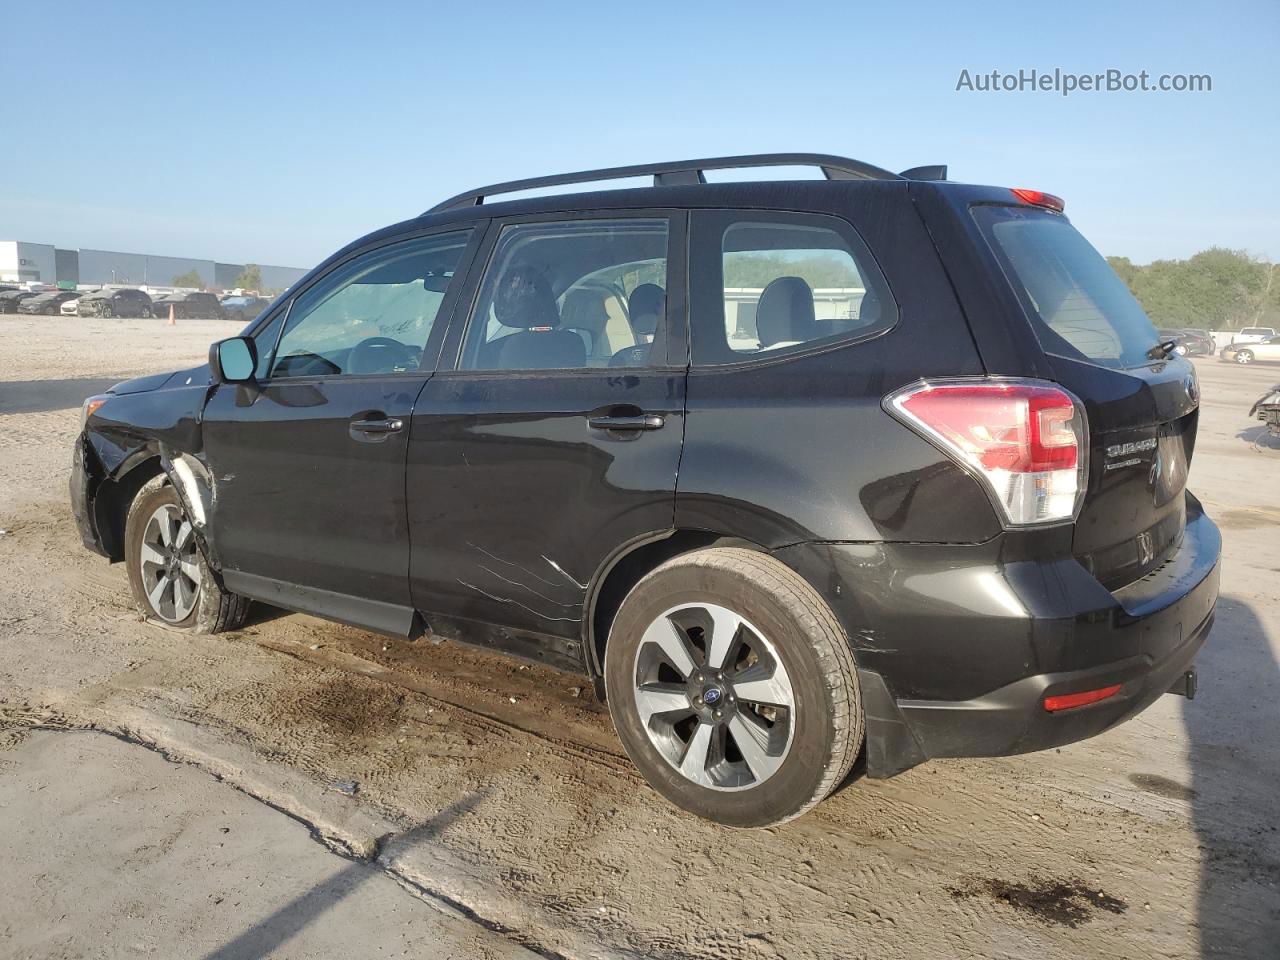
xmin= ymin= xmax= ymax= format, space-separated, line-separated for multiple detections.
xmin=210 ymin=337 xmax=258 ymax=384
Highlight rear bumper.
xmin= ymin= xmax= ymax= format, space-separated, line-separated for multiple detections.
xmin=898 ymin=602 xmax=1212 ymax=759
xmin=774 ymin=493 xmax=1221 ymax=777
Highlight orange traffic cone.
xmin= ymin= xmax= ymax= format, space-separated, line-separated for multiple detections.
xmin=167 ymin=303 xmax=176 ymax=326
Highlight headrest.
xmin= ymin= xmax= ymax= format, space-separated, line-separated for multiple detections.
xmin=493 ymin=266 xmax=560 ymax=329
xmin=628 ymin=283 xmax=666 ymax=336
xmin=756 ymin=276 xmax=817 ymax=347
xmin=561 ymin=289 xmax=607 ymax=329
xmin=628 ymin=283 xmax=665 ymax=337
xmin=858 ymin=288 xmax=881 ymax=326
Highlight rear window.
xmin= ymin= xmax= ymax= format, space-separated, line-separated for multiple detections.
xmin=973 ymin=205 xmax=1160 ymax=369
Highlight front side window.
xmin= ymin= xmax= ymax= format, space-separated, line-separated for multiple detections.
xmin=691 ymin=213 xmax=894 ymax=365
xmin=459 ymin=219 xmax=668 ymax=371
xmin=269 ymin=230 xmax=471 ymax=378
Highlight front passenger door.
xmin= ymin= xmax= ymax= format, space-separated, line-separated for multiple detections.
xmin=201 ymin=228 xmax=480 ymax=634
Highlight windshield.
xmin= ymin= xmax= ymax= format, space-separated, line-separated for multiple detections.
xmin=973 ymin=205 xmax=1160 ymax=369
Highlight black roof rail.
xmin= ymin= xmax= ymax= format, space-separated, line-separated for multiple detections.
xmin=424 ymin=152 xmax=905 ymax=215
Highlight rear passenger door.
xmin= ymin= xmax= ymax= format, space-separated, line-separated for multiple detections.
xmin=406 ymin=212 xmax=688 ymax=669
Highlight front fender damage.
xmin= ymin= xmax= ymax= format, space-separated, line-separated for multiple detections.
xmin=76 ymin=379 xmax=221 ymax=569
xmin=158 ymin=446 xmax=223 ymax=572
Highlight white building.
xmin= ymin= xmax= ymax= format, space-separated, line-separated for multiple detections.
xmin=0 ymin=239 xmax=307 ymax=293
xmin=0 ymin=241 xmax=57 ymax=285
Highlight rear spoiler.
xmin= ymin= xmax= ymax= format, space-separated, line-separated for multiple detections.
xmin=899 ymin=165 xmax=948 ymax=181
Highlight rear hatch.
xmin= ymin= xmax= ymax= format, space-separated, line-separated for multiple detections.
xmin=971 ymin=202 xmax=1199 ymax=589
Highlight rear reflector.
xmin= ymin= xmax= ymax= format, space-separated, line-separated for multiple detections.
xmin=1011 ymin=188 xmax=1065 ymax=213
xmin=884 ymin=379 xmax=1088 ymax=527
xmin=1044 ymin=684 xmax=1123 ymax=712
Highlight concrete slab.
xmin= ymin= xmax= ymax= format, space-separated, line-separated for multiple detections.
xmin=0 ymin=728 xmax=540 ymax=960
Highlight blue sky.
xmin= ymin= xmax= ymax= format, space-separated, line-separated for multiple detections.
xmin=3 ymin=0 xmax=1276 ymax=270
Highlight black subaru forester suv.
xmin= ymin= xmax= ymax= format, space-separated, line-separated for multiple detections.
xmin=71 ymin=154 xmax=1220 ymax=826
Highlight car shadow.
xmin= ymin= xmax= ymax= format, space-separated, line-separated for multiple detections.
xmin=0 ymin=377 xmax=122 ymax=415
xmin=1183 ymin=596 xmax=1280 ymax=958
xmin=1234 ymin=424 xmax=1280 ymax=450
xmin=239 ymin=601 xmax=292 ymax=629
xmin=199 ymin=790 xmax=486 ymax=960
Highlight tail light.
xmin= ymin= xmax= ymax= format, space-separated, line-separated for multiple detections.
xmin=1010 ymin=188 xmax=1065 ymax=213
xmin=885 ymin=379 xmax=1088 ymax=527
xmin=1043 ymin=684 xmax=1122 ymax=712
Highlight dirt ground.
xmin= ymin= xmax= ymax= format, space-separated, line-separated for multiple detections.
xmin=1 ymin=315 xmax=1278 ymax=959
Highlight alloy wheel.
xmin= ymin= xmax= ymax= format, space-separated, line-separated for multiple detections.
xmin=632 ymin=602 xmax=795 ymax=791
xmin=139 ymin=503 xmax=201 ymax=622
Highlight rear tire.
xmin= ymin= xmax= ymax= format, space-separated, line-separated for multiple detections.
xmin=604 ymin=547 xmax=863 ymax=827
xmin=124 ymin=475 xmax=250 ymax=633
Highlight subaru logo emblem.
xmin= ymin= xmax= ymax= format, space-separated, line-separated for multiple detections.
xmin=702 ymin=687 xmax=722 ymax=705
xmin=1186 ymin=375 xmax=1199 ymax=404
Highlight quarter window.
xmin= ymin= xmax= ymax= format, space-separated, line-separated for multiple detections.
xmin=269 ymin=231 xmax=471 ymax=378
xmin=692 ymin=214 xmax=893 ymax=365
xmin=460 ymin=219 xmax=669 ymax=371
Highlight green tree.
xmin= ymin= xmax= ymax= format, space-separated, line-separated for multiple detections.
xmin=1107 ymin=247 xmax=1278 ymax=331
xmin=235 ymin=263 xmax=263 ymax=290
xmin=172 ymin=269 xmax=203 ymax=288
xmin=723 ymin=253 xmax=860 ymax=289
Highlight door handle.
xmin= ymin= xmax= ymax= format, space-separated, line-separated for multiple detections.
xmin=350 ymin=417 xmax=404 ymax=437
xmin=588 ymin=413 xmax=665 ymax=431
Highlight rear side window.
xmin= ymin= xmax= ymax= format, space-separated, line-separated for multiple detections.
xmin=973 ymin=205 xmax=1160 ymax=370
xmin=459 ymin=218 xmax=669 ymax=371
xmin=690 ymin=211 xmax=894 ymax=365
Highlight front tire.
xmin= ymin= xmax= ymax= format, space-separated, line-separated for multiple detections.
xmin=124 ymin=475 xmax=250 ymax=633
xmin=605 ymin=547 xmax=863 ymax=827
xmin=1236 ymin=349 xmax=1254 ymax=364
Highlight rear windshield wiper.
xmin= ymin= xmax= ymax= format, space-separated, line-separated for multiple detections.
xmin=1146 ymin=338 xmax=1180 ymax=360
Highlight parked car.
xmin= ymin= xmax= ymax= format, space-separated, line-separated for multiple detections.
xmin=17 ymin=290 xmax=84 ymax=316
xmin=220 ymin=295 xmax=270 ymax=324
xmin=77 ymin=288 xmax=153 ymax=318
xmin=1158 ymin=328 xmax=1214 ymax=357
xmin=1230 ymin=326 xmax=1277 ymax=345
xmin=1222 ymin=335 xmax=1280 ymax=365
xmin=71 ymin=153 xmax=1220 ymax=826
xmin=0 ymin=290 xmax=41 ymax=313
xmin=151 ymin=291 xmax=226 ymax=320
xmin=1249 ymin=383 xmax=1280 ymax=437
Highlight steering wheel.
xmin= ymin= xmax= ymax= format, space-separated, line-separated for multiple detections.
xmin=347 ymin=336 xmax=416 ymax=375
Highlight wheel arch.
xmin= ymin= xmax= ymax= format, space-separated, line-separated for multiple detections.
xmin=583 ymin=528 xmax=771 ymax=692
xmin=88 ymin=443 xmax=217 ymax=568
xmin=90 ymin=450 xmax=165 ymax=561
